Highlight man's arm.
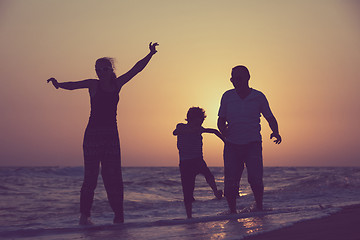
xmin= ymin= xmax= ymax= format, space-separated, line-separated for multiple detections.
xmin=47 ymin=78 xmax=96 ymax=90
xmin=202 ymin=127 xmax=226 ymax=143
xmin=116 ymin=42 xmax=158 ymax=88
xmin=264 ymin=115 xmax=282 ymax=144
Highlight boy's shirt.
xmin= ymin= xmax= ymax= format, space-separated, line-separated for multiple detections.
xmin=175 ymin=123 xmax=203 ymax=161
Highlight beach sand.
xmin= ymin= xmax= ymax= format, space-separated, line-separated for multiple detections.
xmin=244 ymin=204 xmax=360 ymax=240
xmin=13 ymin=205 xmax=360 ymax=240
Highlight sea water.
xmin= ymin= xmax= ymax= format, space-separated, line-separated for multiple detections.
xmin=1 ymin=167 xmax=360 ymax=239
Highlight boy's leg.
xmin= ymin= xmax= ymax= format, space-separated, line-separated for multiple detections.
xmin=245 ymin=142 xmax=264 ymax=210
xmin=180 ymin=161 xmax=196 ymax=218
xmin=198 ymin=159 xmax=222 ymax=199
xmin=224 ymin=143 xmax=244 ymax=213
xmin=101 ymin=131 xmax=124 ymax=223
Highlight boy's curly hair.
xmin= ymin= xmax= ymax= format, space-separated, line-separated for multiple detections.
xmin=186 ymin=107 xmax=206 ymax=121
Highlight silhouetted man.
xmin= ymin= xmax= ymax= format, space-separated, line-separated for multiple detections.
xmin=217 ymin=65 xmax=281 ymax=213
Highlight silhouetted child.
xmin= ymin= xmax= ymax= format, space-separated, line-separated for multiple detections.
xmin=173 ymin=107 xmax=224 ymax=218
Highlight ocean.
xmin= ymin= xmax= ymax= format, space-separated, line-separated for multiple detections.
xmin=1 ymin=166 xmax=360 ymax=240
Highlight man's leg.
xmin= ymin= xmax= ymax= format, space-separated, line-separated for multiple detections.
xmin=224 ymin=143 xmax=244 ymax=213
xmin=245 ymin=142 xmax=264 ymax=210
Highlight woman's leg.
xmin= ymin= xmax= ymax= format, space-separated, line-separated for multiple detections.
xmin=80 ymin=129 xmax=100 ymax=223
xmin=101 ymin=130 xmax=124 ymax=223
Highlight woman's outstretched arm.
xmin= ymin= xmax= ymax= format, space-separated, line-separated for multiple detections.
xmin=116 ymin=42 xmax=158 ymax=88
xmin=47 ymin=78 xmax=96 ymax=90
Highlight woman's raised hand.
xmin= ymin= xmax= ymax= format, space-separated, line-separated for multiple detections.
xmin=149 ymin=42 xmax=159 ymax=54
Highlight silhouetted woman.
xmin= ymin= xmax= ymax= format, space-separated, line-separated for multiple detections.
xmin=47 ymin=42 xmax=158 ymax=225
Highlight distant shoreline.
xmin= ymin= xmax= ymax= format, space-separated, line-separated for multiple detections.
xmin=1 ymin=166 xmax=360 ymax=168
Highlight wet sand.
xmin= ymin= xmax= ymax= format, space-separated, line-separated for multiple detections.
xmin=244 ymin=204 xmax=360 ymax=240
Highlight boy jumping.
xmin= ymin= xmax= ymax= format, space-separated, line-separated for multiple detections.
xmin=173 ymin=107 xmax=224 ymax=218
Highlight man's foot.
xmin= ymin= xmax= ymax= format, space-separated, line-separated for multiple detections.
xmin=113 ymin=214 xmax=124 ymax=224
xmin=249 ymin=202 xmax=263 ymax=212
xmin=79 ymin=214 xmax=93 ymax=225
xmin=214 ymin=190 xmax=223 ymax=200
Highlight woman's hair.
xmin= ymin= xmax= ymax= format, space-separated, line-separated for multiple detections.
xmin=95 ymin=57 xmax=117 ymax=79
xmin=96 ymin=57 xmax=115 ymax=69
xmin=186 ymin=107 xmax=207 ymax=121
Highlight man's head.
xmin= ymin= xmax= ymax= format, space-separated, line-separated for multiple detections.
xmin=231 ymin=65 xmax=250 ymax=88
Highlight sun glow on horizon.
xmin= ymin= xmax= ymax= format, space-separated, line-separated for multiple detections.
xmin=1 ymin=1 xmax=360 ymax=167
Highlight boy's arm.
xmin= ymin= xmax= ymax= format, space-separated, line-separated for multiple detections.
xmin=173 ymin=124 xmax=180 ymax=136
xmin=173 ymin=123 xmax=201 ymax=136
xmin=202 ymin=127 xmax=226 ymax=143
xmin=173 ymin=123 xmax=185 ymax=136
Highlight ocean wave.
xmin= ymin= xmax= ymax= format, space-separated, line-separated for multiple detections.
xmin=0 ymin=166 xmax=84 ymax=178
xmin=1 ymin=166 xmax=360 ymax=239
xmin=0 ymin=185 xmax=12 ymax=191
xmin=266 ymin=167 xmax=360 ymax=193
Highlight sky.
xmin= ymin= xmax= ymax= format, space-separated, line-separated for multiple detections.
xmin=1 ymin=0 xmax=360 ymax=167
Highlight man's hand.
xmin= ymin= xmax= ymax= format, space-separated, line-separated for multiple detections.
xmin=270 ymin=132 xmax=282 ymax=144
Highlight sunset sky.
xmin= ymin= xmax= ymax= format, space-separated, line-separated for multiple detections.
xmin=1 ymin=0 xmax=359 ymax=167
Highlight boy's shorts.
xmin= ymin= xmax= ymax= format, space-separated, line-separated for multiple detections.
xmin=179 ymin=158 xmax=214 ymax=203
